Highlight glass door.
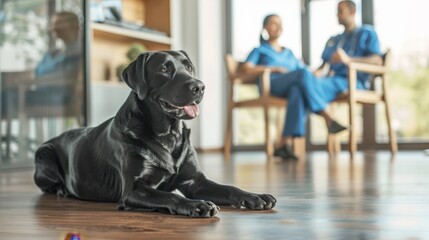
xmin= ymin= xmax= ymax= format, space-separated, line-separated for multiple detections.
xmin=0 ymin=0 xmax=87 ymax=169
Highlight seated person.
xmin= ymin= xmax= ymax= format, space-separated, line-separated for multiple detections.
xmin=314 ymin=0 xmax=382 ymax=91
xmin=28 ymin=11 xmax=82 ymax=107
xmin=1 ymin=11 xmax=82 ymax=157
xmin=241 ymin=14 xmax=347 ymax=160
xmin=1 ymin=11 xmax=82 ymax=114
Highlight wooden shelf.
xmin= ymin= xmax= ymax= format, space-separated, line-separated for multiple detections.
xmin=92 ymin=81 xmax=128 ymax=87
xmin=91 ymin=23 xmax=171 ymax=45
xmin=90 ymin=0 xmax=172 ymax=83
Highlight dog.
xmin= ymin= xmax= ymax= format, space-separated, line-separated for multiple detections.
xmin=34 ymin=50 xmax=277 ymax=217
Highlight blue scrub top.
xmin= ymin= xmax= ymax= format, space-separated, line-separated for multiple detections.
xmin=35 ymin=41 xmax=81 ymax=78
xmin=321 ymin=25 xmax=381 ymax=87
xmin=245 ymin=42 xmax=304 ymax=74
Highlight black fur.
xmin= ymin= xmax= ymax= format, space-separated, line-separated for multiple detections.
xmin=34 ymin=50 xmax=276 ymax=217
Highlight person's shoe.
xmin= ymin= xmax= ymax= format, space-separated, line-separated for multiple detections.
xmin=273 ymin=144 xmax=298 ymax=160
xmin=328 ymin=121 xmax=347 ymax=134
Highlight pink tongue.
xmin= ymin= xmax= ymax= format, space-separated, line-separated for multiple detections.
xmin=183 ymin=104 xmax=199 ymax=118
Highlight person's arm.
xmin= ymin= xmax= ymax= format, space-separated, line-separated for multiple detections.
xmin=239 ymin=62 xmax=287 ymax=75
xmin=313 ymin=61 xmax=330 ymax=77
xmin=239 ymin=47 xmax=288 ymax=76
xmin=335 ymin=48 xmax=382 ymax=66
xmin=350 ymin=54 xmax=383 ymax=65
xmin=333 ymin=27 xmax=383 ymax=66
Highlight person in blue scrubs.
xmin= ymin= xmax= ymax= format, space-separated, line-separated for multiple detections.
xmin=242 ymin=1 xmax=382 ymax=160
xmin=1 ymin=12 xmax=81 ymax=117
xmin=35 ymin=11 xmax=81 ymax=79
xmin=242 ymin=14 xmax=343 ymax=160
xmin=314 ymin=0 xmax=383 ymax=98
xmin=29 ymin=11 xmax=82 ymax=106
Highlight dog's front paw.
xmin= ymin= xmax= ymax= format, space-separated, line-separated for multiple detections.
xmin=233 ymin=193 xmax=277 ymax=210
xmin=182 ymin=200 xmax=220 ymax=218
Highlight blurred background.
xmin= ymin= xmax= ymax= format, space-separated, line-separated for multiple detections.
xmin=1 ymin=0 xmax=428 ymax=169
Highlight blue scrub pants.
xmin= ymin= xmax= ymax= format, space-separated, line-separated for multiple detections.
xmin=265 ymin=69 xmax=365 ymax=137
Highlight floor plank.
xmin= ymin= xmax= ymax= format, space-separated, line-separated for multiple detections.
xmin=1 ymin=151 xmax=429 ymax=239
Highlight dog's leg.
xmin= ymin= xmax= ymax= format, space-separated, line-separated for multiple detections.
xmin=119 ymin=178 xmax=219 ymax=218
xmin=34 ymin=144 xmax=68 ymax=197
xmin=178 ymin=174 xmax=277 ymax=210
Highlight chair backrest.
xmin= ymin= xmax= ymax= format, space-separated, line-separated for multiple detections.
xmin=225 ymin=54 xmax=261 ymax=84
xmin=25 ymin=57 xmax=85 ymax=125
xmin=366 ymin=49 xmax=391 ymax=82
xmin=382 ymin=49 xmax=391 ymax=67
xmin=225 ymin=54 xmax=239 ymax=79
xmin=1 ymin=70 xmax=34 ymax=118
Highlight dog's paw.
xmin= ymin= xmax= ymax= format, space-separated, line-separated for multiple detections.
xmin=233 ymin=193 xmax=277 ymax=210
xmin=183 ymin=200 xmax=220 ymax=218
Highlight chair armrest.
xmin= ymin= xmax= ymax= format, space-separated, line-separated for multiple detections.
xmin=4 ymin=79 xmax=34 ymax=90
xmin=229 ymin=68 xmax=271 ymax=98
xmin=348 ymin=62 xmax=386 ymax=75
xmin=231 ymin=72 xmax=260 ymax=84
xmin=347 ymin=62 xmax=387 ymax=92
xmin=33 ymin=78 xmax=69 ymax=87
xmin=260 ymin=68 xmax=271 ymax=97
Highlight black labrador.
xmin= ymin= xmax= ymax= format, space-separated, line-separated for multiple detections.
xmin=34 ymin=50 xmax=276 ymax=217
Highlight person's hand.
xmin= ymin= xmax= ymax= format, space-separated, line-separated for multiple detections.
xmin=270 ymin=66 xmax=288 ymax=73
xmin=336 ymin=48 xmax=351 ymax=65
xmin=330 ymin=48 xmax=351 ymax=65
xmin=313 ymin=69 xmax=324 ymax=77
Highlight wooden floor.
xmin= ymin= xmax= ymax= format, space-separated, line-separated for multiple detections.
xmin=1 ymin=151 xmax=429 ymax=239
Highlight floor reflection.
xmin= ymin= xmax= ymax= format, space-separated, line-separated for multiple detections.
xmin=1 ymin=151 xmax=429 ymax=239
xmin=197 ymin=151 xmax=429 ymax=239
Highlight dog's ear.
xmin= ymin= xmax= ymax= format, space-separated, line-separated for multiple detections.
xmin=178 ymin=50 xmax=194 ymax=65
xmin=121 ymin=52 xmax=152 ymax=100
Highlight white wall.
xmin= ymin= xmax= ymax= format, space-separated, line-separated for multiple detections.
xmin=171 ymin=0 xmax=201 ymax=147
xmin=90 ymin=82 xmax=130 ymax=126
xmin=172 ymin=0 xmax=227 ymax=149
xmin=197 ymin=1 xmax=226 ymax=149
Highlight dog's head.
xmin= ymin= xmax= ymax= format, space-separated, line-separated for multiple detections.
xmin=122 ymin=50 xmax=205 ymax=120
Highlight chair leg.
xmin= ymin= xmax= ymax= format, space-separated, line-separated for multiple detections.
xmin=348 ymin=68 xmax=358 ymax=158
xmin=5 ymin=117 xmax=12 ymax=158
xmin=263 ymin=106 xmax=273 ymax=159
xmin=328 ymin=134 xmax=341 ymax=154
xmin=35 ymin=119 xmax=44 ymax=144
xmin=348 ymin=100 xmax=357 ymax=158
xmin=327 ymin=103 xmax=341 ymax=154
xmin=224 ymin=104 xmax=233 ymax=160
xmin=275 ymin=107 xmax=284 ymax=147
xmin=384 ymin=100 xmax=398 ymax=153
xmin=291 ymin=137 xmax=306 ymax=158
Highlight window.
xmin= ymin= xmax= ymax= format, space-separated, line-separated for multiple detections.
xmin=374 ymin=0 xmax=429 ymax=143
xmin=0 ymin=0 xmax=87 ymax=168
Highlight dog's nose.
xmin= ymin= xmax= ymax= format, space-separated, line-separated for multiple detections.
xmin=190 ymin=81 xmax=205 ymax=96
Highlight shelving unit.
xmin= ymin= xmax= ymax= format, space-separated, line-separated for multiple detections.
xmin=90 ymin=0 xmax=172 ymax=83
xmin=91 ymin=23 xmax=172 ymax=45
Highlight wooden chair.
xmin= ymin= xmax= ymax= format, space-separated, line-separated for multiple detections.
xmin=223 ymin=54 xmax=305 ymax=160
xmin=1 ymin=70 xmax=34 ymax=159
xmin=1 ymin=67 xmax=84 ymax=159
xmin=24 ymin=64 xmax=85 ymax=144
xmin=327 ymin=50 xmax=398 ymax=157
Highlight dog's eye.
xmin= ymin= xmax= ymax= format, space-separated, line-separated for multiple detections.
xmin=186 ymin=65 xmax=193 ymax=72
xmin=160 ymin=66 xmax=168 ymax=73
